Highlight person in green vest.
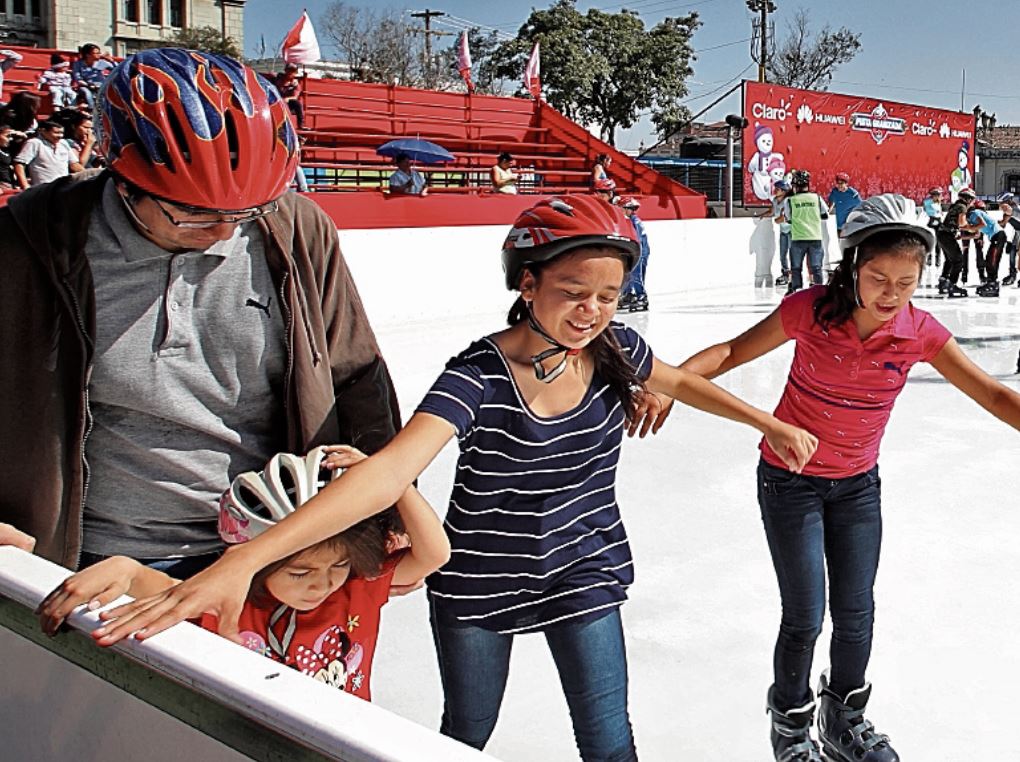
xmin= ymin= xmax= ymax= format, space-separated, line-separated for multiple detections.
xmin=782 ymin=169 xmax=830 ymax=294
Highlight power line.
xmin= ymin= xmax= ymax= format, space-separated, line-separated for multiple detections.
xmin=695 ymin=37 xmax=752 ymax=54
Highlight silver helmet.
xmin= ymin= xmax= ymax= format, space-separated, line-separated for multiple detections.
xmin=839 ymin=193 xmax=936 ymax=255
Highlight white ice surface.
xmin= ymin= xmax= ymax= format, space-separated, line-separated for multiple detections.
xmin=368 ymin=279 xmax=1020 ymax=761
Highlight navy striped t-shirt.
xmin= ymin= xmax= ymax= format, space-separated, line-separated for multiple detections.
xmin=418 ymin=323 xmax=654 ymax=634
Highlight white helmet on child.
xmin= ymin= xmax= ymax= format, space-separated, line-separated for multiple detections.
xmin=839 ymin=193 xmax=935 ymax=255
xmin=218 ymin=446 xmax=343 ymax=544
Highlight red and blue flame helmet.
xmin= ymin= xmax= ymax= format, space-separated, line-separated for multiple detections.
xmin=97 ymin=48 xmax=298 ymax=210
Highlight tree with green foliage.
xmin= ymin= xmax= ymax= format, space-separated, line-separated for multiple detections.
xmin=767 ymin=9 xmax=862 ymax=91
xmin=489 ymin=0 xmax=699 ymax=145
xmin=168 ymin=26 xmax=242 ymax=59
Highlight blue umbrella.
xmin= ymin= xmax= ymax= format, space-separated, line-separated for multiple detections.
xmin=376 ymin=138 xmax=455 ymax=164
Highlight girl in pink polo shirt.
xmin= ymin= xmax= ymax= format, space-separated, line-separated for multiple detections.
xmin=682 ymin=194 xmax=1020 ymax=762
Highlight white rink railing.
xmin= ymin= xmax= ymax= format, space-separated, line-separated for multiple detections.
xmin=0 ymin=547 xmax=495 ymax=762
xmin=340 ymin=216 xmax=842 ymax=327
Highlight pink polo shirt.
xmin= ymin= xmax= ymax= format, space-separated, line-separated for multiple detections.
xmin=761 ymin=286 xmax=952 ymax=478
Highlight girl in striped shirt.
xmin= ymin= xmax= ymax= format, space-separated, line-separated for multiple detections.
xmin=89 ymin=195 xmax=817 ymax=760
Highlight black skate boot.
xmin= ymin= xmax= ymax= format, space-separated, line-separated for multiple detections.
xmin=937 ymin=277 xmax=949 ymax=294
xmin=629 ymin=294 xmax=649 ymax=312
xmin=947 ymin=284 xmax=968 ymax=298
xmin=776 ymin=271 xmax=791 ymax=286
xmin=767 ymin=686 xmax=823 ymax=762
xmin=817 ymin=673 xmax=898 ymax=762
xmin=976 ymin=281 xmax=999 ymax=297
xmin=617 ymin=293 xmax=634 ymax=311
xmin=1002 ymin=271 xmax=1017 ymax=286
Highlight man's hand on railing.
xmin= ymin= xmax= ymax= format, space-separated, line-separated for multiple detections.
xmin=86 ymin=549 xmax=259 ymax=646
xmin=0 ymin=522 xmax=35 ymax=552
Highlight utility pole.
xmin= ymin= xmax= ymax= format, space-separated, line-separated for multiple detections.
xmin=411 ymin=8 xmax=451 ymax=88
xmin=747 ymin=0 xmax=777 ymax=83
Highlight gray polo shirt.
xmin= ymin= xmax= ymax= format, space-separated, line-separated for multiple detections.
xmin=82 ymin=180 xmax=287 ymax=558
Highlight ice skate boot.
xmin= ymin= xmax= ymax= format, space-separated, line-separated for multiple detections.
xmin=617 ymin=293 xmax=634 ymax=310
xmin=937 ymin=277 xmax=949 ymax=294
xmin=629 ymin=295 xmax=649 ymax=312
xmin=976 ymin=281 xmax=999 ymax=297
xmin=767 ymin=687 xmax=823 ymax=762
xmin=817 ymin=673 xmax=898 ymax=762
xmin=776 ymin=271 xmax=790 ymax=286
xmin=1002 ymin=272 xmax=1016 ymax=286
xmin=947 ymin=284 xmax=968 ymax=298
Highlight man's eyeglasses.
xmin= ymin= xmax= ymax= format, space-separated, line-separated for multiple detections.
xmin=151 ymin=197 xmax=279 ymax=228
xmin=119 ymin=186 xmax=278 ymax=230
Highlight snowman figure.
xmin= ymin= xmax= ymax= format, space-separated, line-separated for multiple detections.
xmin=748 ymin=123 xmax=783 ymax=201
xmin=949 ymin=140 xmax=972 ymax=200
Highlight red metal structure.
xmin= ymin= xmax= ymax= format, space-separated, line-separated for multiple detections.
xmin=1 ymin=45 xmax=706 ymax=226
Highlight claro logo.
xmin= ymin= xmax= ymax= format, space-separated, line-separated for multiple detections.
xmin=751 ymin=99 xmax=791 ymax=121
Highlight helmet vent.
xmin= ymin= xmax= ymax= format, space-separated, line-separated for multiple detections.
xmin=224 ymin=110 xmax=240 ymax=170
xmin=238 ymin=484 xmax=272 ymax=520
xmin=277 ymin=467 xmax=298 ymax=502
xmin=165 ymin=107 xmax=191 ymax=165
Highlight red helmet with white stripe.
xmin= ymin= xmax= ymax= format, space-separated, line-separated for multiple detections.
xmin=501 ymin=195 xmax=639 ymax=290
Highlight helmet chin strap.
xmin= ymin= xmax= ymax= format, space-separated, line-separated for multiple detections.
xmin=525 ymin=301 xmax=581 ymax=383
xmin=850 ymin=247 xmax=864 ymax=308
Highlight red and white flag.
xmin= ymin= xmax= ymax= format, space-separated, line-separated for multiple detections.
xmin=456 ymin=31 xmax=474 ymax=93
xmin=282 ymin=10 xmax=321 ymax=65
xmin=524 ymin=41 xmax=541 ymax=100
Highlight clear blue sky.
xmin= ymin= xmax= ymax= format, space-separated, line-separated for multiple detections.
xmin=245 ymin=1 xmax=1009 ymax=151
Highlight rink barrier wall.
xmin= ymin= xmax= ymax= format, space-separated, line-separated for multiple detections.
xmin=0 ymin=547 xmax=494 ymax=762
xmin=339 ymin=216 xmax=841 ymax=326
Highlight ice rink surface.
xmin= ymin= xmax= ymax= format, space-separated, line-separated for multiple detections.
xmin=368 ymin=279 xmax=1020 ymax=761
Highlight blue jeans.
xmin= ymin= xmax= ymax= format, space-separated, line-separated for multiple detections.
xmin=626 ymin=248 xmax=648 ymax=298
xmin=430 ymin=597 xmax=637 ymax=761
xmin=779 ymin=231 xmax=791 ymax=272
xmin=788 ymin=239 xmax=823 ymax=290
xmin=79 ymin=550 xmax=222 ymax=579
xmin=756 ymin=459 xmax=882 ymax=710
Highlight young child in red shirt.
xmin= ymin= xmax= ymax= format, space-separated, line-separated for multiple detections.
xmin=38 ymin=445 xmax=449 ymax=701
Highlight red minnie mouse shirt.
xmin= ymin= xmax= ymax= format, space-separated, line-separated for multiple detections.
xmin=200 ymin=558 xmax=400 ymax=701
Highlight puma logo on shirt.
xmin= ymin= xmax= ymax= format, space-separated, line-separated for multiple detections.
xmin=246 ymin=296 xmax=272 ymax=316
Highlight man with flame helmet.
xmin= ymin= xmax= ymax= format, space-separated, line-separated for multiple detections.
xmin=0 ymin=49 xmax=401 ymax=572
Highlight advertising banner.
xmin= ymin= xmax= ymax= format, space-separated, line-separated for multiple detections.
xmin=742 ymin=81 xmax=975 ymax=206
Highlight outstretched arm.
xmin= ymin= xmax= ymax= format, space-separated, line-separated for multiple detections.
xmin=679 ymin=308 xmax=789 ymax=380
xmin=929 ymin=338 xmax=1020 ymax=429
xmin=646 ymin=356 xmax=817 ymax=472
xmin=87 ymin=413 xmax=456 ymax=646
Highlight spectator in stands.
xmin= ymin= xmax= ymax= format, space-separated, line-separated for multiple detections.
xmin=0 ymin=125 xmax=19 ymax=193
xmin=38 ymin=53 xmax=77 ymax=109
xmin=826 ymin=171 xmax=862 ymax=234
xmin=275 ymin=62 xmax=304 ymax=129
xmin=0 ymin=48 xmax=402 ymax=573
xmin=55 ymin=109 xmax=97 ymax=171
xmin=71 ymin=43 xmax=116 ymax=109
xmin=0 ymin=49 xmax=24 ymax=105
xmin=13 ymin=119 xmax=75 ymax=189
xmin=295 ymin=134 xmax=310 ymax=192
xmin=592 ymin=152 xmax=611 ymax=186
xmin=490 ymin=151 xmax=517 ymax=194
xmin=389 ymin=152 xmax=427 ymax=196
xmin=1 ymin=91 xmax=41 ymax=134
